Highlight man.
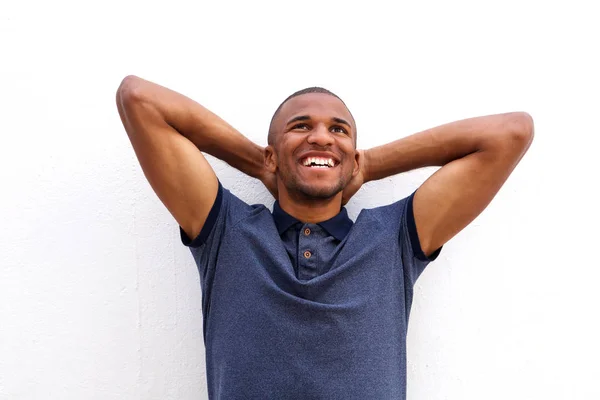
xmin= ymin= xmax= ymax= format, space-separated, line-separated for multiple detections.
xmin=116 ymin=75 xmax=533 ymax=399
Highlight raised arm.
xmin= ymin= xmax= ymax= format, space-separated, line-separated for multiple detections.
xmin=361 ymin=112 xmax=534 ymax=256
xmin=116 ymin=75 xmax=266 ymax=240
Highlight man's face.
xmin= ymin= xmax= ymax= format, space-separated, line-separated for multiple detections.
xmin=267 ymin=93 xmax=359 ymax=200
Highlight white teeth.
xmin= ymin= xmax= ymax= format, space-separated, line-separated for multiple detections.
xmin=303 ymin=157 xmax=335 ymax=167
xmin=302 ymin=157 xmax=335 ymax=168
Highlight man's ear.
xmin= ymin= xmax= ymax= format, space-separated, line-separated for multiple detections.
xmin=352 ymin=149 xmax=361 ymax=177
xmin=264 ymin=145 xmax=277 ymax=173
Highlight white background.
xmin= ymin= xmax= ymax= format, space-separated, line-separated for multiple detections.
xmin=1 ymin=1 xmax=599 ymax=399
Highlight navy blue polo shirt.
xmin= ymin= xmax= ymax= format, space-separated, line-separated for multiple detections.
xmin=181 ymin=183 xmax=440 ymax=400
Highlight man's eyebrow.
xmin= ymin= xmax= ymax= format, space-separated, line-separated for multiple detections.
xmin=332 ymin=117 xmax=351 ymax=127
xmin=286 ymin=115 xmax=310 ymax=125
xmin=286 ymin=115 xmax=352 ymax=127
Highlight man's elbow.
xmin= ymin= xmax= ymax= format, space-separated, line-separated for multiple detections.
xmin=505 ymin=111 xmax=535 ymax=147
xmin=116 ymin=75 xmax=146 ymax=108
xmin=489 ymin=112 xmax=534 ymax=155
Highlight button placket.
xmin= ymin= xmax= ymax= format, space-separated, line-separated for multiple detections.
xmin=298 ymin=224 xmax=317 ymax=280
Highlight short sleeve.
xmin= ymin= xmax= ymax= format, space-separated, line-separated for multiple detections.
xmin=179 ymin=183 xmax=256 ymax=253
xmin=405 ymin=191 xmax=442 ymax=262
xmin=400 ymin=191 xmax=442 ymax=287
xmin=178 ymin=183 xmax=256 ymax=325
xmin=180 ymin=182 xmax=224 ymax=248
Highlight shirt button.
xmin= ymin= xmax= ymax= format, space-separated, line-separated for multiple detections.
xmin=303 ymin=250 xmax=312 ymax=259
xmin=304 ymin=228 xmax=311 ymax=236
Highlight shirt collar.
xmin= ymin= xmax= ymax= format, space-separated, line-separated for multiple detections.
xmin=272 ymin=201 xmax=353 ymax=241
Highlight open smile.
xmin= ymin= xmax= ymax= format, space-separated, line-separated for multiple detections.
xmin=299 ymin=156 xmax=339 ymax=169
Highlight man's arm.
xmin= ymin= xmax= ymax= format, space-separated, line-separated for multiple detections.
xmin=116 ymin=75 xmax=267 ymax=240
xmin=361 ymin=112 xmax=534 ymax=256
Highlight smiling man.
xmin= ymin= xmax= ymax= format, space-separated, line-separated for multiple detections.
xmin=116 ymin=77 xmax=533 ymax=400
xmin=265 ymin=89 xmax=360 ymax=223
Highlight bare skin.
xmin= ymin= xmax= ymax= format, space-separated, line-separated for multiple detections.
xmin=116 ymin=76 xmax=262 ymax=241
xmin=264 ymin=93 xmax=360 ymax=223
xmin=363 ymin=113 xmax=534 ymax=255
xmin=117 ymin=75 xmax=534 ymax=257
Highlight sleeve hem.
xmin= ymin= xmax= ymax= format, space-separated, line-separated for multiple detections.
xmin=407 ymin=191 xmax=442 ymax=262
xmin=180 ymin=182 xmax=223 ymax=248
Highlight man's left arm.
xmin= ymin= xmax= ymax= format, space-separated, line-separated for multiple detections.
xmin=361 ymin=112 xmax=534 ymax=257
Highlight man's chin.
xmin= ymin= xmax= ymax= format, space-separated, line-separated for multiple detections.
xmin=294 ymin=183 xmax=344 ymax=200
xmin=279 ymin=171 xmax=348 ymax=201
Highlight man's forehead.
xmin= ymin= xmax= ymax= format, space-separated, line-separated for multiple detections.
xmin=278 ymin=93 xmax=354 ymax=126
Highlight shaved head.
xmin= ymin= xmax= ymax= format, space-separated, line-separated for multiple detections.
xmin=268 ymin=87 xmax=356 ymax=146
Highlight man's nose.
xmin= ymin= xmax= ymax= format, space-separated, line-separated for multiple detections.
xmin=307 ymin=124 xmax=334 ymax=146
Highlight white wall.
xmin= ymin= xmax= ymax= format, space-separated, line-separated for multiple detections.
xmin=1 ymin=0 xmax=598 ymax=399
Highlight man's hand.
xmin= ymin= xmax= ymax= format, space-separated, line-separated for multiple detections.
xmin=342 ymin=149 xmax=366 ymax=205
xmin=260 ymin=166 xmax=278 ymax=199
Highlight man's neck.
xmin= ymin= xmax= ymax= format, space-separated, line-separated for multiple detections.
xmin=277 ymin=191 xmax=343 ymax=223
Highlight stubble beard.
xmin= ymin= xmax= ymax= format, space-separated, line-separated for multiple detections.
xmin=279 ymin=164 xmax=350 ymax=200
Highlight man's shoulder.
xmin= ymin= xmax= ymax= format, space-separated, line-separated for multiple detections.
xmin=220 ymin=185 xmax=273 ymax=222
xmin=183 ymin=184 xmax=273 ymax=248
xmin=355 ymin=194 xmax=413 ymax=221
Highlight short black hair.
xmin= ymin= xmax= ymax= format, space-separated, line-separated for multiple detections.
xmin=267 ymin=87 xmax=354 ymax=146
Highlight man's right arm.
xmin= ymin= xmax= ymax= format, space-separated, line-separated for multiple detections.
xmin=116 ymin=75 xmax=265 ymax=241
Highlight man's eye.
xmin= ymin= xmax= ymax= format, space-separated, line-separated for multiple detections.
xmin=331 ymin=126 xmax=347 ymax=134
xmin=292 ymin=124 xmax=310 ymax=130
